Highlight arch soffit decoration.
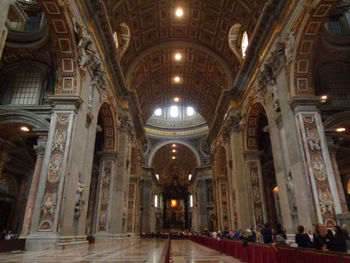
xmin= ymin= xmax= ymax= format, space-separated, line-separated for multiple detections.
xmin=244 ymin=103 xmax=265 ymax=151
xmin=36 ymin=0 xmax=78 ymax=95
xmin=99 ymin=103 xmax=117 ymax=151
xmin=125 ymin=41 xmax=234 ymax=86
xmin=148 ymin=140 xmax=201 ymax=168
xmin=292 ymin=0 xmax=342 ymax=97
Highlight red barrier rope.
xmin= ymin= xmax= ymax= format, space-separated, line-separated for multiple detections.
xmin=188 ymin=236 xmax=350 ymax=263
xmin=164 ymin=236 xmax=171 ymax=263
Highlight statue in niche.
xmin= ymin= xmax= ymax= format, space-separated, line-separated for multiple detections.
xmin=286 ymin=173 xmax=297 ymax=210
xmin=74 ymin=173 xmax=86 ymax=218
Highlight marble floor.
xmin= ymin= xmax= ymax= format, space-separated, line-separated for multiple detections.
xmin=0 ymin=238 xmax=167 ymax=263
xmin=0 ymin=239 xmax=242 ymax=263
xmin=171 ymin=240 xmax=242 ymax=263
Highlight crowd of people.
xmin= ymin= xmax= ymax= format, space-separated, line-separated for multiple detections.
xmin=192 ymin=223 xmax=350 ymax=253
xmin=0 ymin=230 xmax=19 ymax=240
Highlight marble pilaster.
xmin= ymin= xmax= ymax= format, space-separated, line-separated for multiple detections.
xmin=295 ymin=110 xmax=342 ymax=227
xmin=21 ymin=136 xmax=47 ymax=237
xmin=244 ymin=151 xmax=267 ymax=229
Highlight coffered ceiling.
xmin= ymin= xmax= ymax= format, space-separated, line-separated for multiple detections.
xmin=105 ymin=0 xmax=266 ymax=125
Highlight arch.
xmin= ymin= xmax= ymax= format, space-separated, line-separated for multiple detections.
xmin=98 ymin=103 xmax=117 ymax=151
xmin=292 ymin=0 xmax=342 ymax=96
xmin=244 ymin=103 xmax=265 ymax=151
xmin=125 ymin=41 xmax=234 ymax=89
xmin=0 ymin=109 xmax=50 ymax=131
xmin=323 ymin=111 xmax=350 ymax=129
xmin=36 ymin=0 xmax=78 ymax=94
xmin=148 ymin=140 xmax=201 ymax=167
xmin=228 ymin=23 xmax=244 ymax=62
xmin=119 ymin=22 xmax=131 ymax=58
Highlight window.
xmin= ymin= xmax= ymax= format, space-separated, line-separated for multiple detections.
xmin=190 ymin=194 xmax=193 ymax=208
xmin=170 ymin=105 xmax=179 ymax=118
xmin=154 ymin=108 xmax=162 ymax=116
xmin=154 ymin=195 xmax=158 ymax=207
xmin=113 ymin=32 xmax=119 ymax=48
xmin=186 ymin=106 xmax=194 ymax=116
xmin=10 ymin=71 xmax=42 ymax=105
xmin=242 ymin=31 xmax=249 ymax=58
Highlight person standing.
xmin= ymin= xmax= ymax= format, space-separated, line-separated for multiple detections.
xmin=261 ymin=223 xmax=273 ymax=244
xmin=295 ymin=225 xmax=311 ymax=248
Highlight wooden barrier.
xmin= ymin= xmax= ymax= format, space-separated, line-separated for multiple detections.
xmin=0 ymin=239 xmax=26 ymax=252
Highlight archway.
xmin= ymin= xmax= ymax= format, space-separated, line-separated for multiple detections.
xmin=245 ymin=103 xmax=280 ymax=228
xmin=85 ymin=103 xmax=117 ymax=235
xmin=151 ymin=143 xmax=198 ymax=230
xmin=0 ymin=109 xmax=49 ymax=235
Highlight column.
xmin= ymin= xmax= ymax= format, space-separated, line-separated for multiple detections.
xmin=109 ymin=115 xmax=133 ymax=235
xmin=328 ymin=143 xmax=348 ymax=214
xmin=295 ymin=109 xmax=342 ymax=227
xmin=0 ymin=0 xmax=10 ymax=60
xmin=244 ymin=151 xmax=267 ymax=229
xmin=197 ymin=179 xmax=208 ymax=230
xmin=94 ymin=151 xmax=117 ymax=238
xmin=223 ymin=112 xmax=254 ymax=229
xmin=27 ymin=97 xmax=84 ymax=249
xmin=0 ymin=139 xmax=12 ymax=177
xmin=21 ymin=136 xmax=47 ymax=237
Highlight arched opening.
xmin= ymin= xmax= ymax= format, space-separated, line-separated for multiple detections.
xmin=151 ymin=143 xmax=198 ymax=230
xmin=85 ymin=103 xmax=116 ymax=236
xmin=214 ymin=146 xmax=230 ymax=230
xmin=0 ymin=111 xmax=49 ymax=235
xmin=246 ymin=103 xmax=280 ymax=228
xmin=258 ymin=110 xmax=281 ymax=227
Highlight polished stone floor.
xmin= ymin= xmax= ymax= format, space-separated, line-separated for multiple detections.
xmin=0 ymin=239 xmax=242 ymax=263
xmin=171 ymin=240 xmax=242 ymax=263
xmin=0 ymin=238 xmax=166 ymax=263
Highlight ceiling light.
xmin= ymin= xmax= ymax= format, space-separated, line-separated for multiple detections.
xmin=174 ymin=76 xmax=180 ymax=83
xmin=172 ymin=144 xmax=176 ymax=147
xmin=21 ymin=126 xmax=30 ymax=132
xmin=174 ymin=97 xmax=180 ymax=102
xmin=175 ymin=8 xmax=184 ymax=17
xmin=174 ymin=53 xmax=182 ymax=61
xmin=336 ymin=127 xmax=346 ymax=132
xmin=172 ymin=149 xmax=176 ymax=153
xmin=172 ymin=156 xmax=176 ymax=159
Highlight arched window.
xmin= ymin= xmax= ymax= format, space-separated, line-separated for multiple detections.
xmin=242 ymin=31 xmax=249 ymax=58
xmin=0 ymin=61 xmax=53 ymax=105
xmin=228 ymin=24 xmax=249 ymax=61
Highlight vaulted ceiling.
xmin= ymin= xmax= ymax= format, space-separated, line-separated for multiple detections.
xmin=105 ymin=0 xmax=267 ymax=126
xmin=152 ymin=143 xmax=198 ymax=185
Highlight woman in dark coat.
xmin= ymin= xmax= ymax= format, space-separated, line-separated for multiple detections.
xmin=313 ymin=223 xmax=328 ymax=251
xmin=329 ymin=226 xmax=347 ymax=252
xmin=295 ymin=225 xmax=311 ymax=248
